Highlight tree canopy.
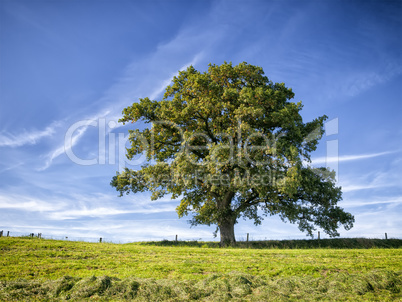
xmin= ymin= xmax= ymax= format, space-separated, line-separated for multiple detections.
xmin=111 ymin=62 xmax=354 ymax=245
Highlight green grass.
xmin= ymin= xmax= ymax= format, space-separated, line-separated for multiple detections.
xmin=0 ymin=237 xmax=401 ymax=301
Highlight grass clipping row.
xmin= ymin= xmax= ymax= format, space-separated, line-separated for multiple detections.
xmin=0 ymin=270 xmax=400 ymax=301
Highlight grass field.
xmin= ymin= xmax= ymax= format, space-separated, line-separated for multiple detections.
xmin=0 ymin=237 xmax=401 ymax=301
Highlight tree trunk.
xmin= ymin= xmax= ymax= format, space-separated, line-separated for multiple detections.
xmin=217 ymin=191 xmax=236 ymax=246
xmin=219 ymin=216 xmax=236 ymax=246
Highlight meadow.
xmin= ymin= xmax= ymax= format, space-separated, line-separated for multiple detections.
xmin=0 ymin=237 xmax=401 ymax=301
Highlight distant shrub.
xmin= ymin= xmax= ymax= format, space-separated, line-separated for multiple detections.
xmin=140 ymin=238 xmax=402 ymax=249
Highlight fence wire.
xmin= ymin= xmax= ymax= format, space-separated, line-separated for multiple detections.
xmin=0 ymin=229 xmax=399 ymax=244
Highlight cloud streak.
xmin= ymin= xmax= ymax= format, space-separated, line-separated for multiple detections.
xmin=0 ymin=191 xmax=178 ymax=221
xmin=48 ymin=204 xmax=176 ymax=220
xmin=339 ymin=156 xmax=402 ymax=192
xmin=342 ymin=196 xmax=402 ymax=207
xmin=311 ymin=150 xmax=396 ymax=165
xmin=0 ymin=194 xmax=64 ymax=212
xmin=0 ymin=122 xmax=60 ymax=148
xmin=39 ymin=110 xmax=110 ymax=170
xmin=38 ymin=43 xmax=205 ymax=171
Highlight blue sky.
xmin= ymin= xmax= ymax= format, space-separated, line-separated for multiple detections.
xmin=0 ymin=0 xmax=401 ymax=242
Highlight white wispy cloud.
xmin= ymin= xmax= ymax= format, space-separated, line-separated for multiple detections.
xmin=341 ymin=63 xmax=402 ymax=98
xmin=34 ymin=2 xmax=224 ymax=172
xmin=0 ymin=191 xmax=178 ymax=221
xmin=38 ymin=47 xmax=204 ymax=171
xmin=39 ymin=110 xmax=110 ymax=170
xmin=311 ymin=150 xmax=395 ymax=165
xmin=341 ymin=196 xmax=402 ymax=207
xmin=340 ymin=160 xmax=402 ymax=192
xmin=0 ymin=122 xmax=60 ymax=148
xmin=0 ymin=194 xmax=64 ymax=212
xmin=338 ymin=202 xmax=402 ymax=238
xmin=342 ymin=184 xmax=385 ymax=193
xmin=0 ymin=162 xmax=24 ymax=174
xmin=48 ymin=204 xmax=176 ymax=220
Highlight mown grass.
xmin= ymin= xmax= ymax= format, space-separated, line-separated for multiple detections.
xmin=1 ymin=270 xmax=401 ymax=301
xmin=0 ymin=237 xmax=401 ymax=301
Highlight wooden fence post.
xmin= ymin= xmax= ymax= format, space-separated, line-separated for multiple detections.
xmin=247 ymin=233 xmax=249 ymax=243
xmin=7 ymin=231 xmax=9 ymax=237
xmin=0 ymin=230 xmax=3 ymax=237
xmin=318 ymin=231 xmax=320 ymax=240
xmin=99 ymin=237 xmax=102 ymax=243
xmin=385 ymin=233 xmax=388 ymax=240
xmin=175 ymin=235 xmax=178 ymax=242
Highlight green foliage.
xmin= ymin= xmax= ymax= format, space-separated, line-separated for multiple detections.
xmin=111 ymin=62 xmax=354 ymax=242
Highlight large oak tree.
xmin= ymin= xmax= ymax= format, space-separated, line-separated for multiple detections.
xmin=111 ymin=62 xmax=354 ymax=245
